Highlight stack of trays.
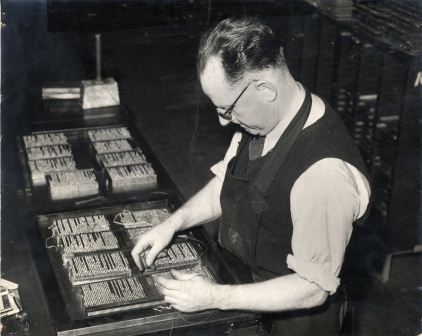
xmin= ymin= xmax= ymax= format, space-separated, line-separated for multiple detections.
xmin=22 ymin=126 xmax=161 ymax=201
xmin=48 ymin=169 xmax=99 ymax=200
xmin=50 ymin=214 xmax=119 ymax=258
xmin=22 ymin=131 xmax=100 ymax=199
xmin=88 ymin=127 xmax=158 ymax=193
xmin=105 ymin=164 xmax=157 ymax=193
xmin=23 ymin=132 xmax=76 ymax=187
xmin=50 ymin=215 xmax=130 ymax=285
xmin=28 ymin=157 xmax=76 ymax=186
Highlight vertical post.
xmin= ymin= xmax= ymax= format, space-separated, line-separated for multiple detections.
xmin=95 ymin=34 xmax=102 ymax=82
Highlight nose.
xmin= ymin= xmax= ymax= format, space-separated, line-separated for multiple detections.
xmin=218 ymin=115 xmax=232 ymax=126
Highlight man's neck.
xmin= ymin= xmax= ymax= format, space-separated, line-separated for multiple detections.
xmin=266 ymin=82 xmax=305 ymax=145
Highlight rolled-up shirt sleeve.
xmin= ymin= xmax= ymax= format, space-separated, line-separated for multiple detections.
xmin=210 ymin=131 xmax=243 ymax=180
xmin=287 ymin=158 xmax=369 ymax=294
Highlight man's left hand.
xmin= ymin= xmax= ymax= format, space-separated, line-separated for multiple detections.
xmin=156 ymin=269 xmax=220 ymax=312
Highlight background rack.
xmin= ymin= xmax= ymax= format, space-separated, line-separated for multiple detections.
xmin=281 ymin=1 xmax=421 ymax=255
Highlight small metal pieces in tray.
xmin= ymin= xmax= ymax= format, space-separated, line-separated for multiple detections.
xmin=20 ymin=126 xmax=160 ymax=205
xmin=88 ymin=128 xmax=158 ymax=193
xmin=87 ymin=127 xmax=132 ymax=142
xmin=66 ymin=251 xmax=132 ymax=285
xmin=104 ymin=163 xmax=157 ymax=193
xmin=81 ymin=276 xmax=150 ymax=310
xmin=23 ymin=132 xmax=69 ymax=147
xmin=91 ymin=139 xmax=133 ymax=154
xmin=48 ymin=169 xmax=99 ymax=200
xmin=26 ymin=144 xmax=73 ymax=161
xmin=149 ymin=242 xmax=200 ymax=271
xmin=39 ymin=201 xmax=215 ymax=320
xmin=96 ymin=150 xmax=148 ymax=168
xmin=115 ymin=208 xmax=171 ymax=229
xmin=124 ymin=227 xmax=152 ymax=245
xmin=50 ymin=214 xmax=111 ymax=236
xmin=29 ymin=157 xmax=77 ymax=187
xmin=150 ymin=264 xmax=214 ymax=295
xmin=58 ymin=231 xmax=120 ymax=257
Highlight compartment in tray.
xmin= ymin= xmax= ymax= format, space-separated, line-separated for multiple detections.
xmin=65 ymin=251 xmax=132 ymax=285
xmin=104 ymin=163 xmax=157 ymax=193
xmin=26 ymin=144 xmax=72 ymax=161
xmin=96 ymin=150 xmax=148 ymax=168
xmin=47 ymin=169 xmax=100 ymax=200
xmin=87 ymin=127 xmax=131 ymax=142
xmin=113 ymin=207 xmax=171 ymax=229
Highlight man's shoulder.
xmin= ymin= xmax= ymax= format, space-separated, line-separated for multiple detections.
xmin=294 ymin=158 xmax=370 ymax=201
xmin=304 ymin=93 xmax=325 ymax=128
xmin=300 ymin=158 xmax=355 ymax=179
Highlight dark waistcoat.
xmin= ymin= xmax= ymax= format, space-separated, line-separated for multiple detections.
xmin=219 ymin=97 xmax=370 ymax=335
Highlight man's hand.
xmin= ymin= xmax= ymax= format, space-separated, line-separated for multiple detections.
xmin=131 ymin=219 xmax=179 ymax=271
xmin=156 ymin=269 xmax=220 ymax=312
xmin=131 ymin=177 xmax=223 ymax=271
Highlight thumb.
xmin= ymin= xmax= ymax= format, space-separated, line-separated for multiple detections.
xmin=144 ymin=244 xmax=163 ymax=267
xmin=170 ymin=269 xmax=201 ymax=281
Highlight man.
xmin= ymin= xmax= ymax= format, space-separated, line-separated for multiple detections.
xmin=132 ymin=17 xmax=370 ymax=335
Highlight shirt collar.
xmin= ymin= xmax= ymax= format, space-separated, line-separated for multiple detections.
xmin=263 ymin=82 xmax=306 ymax=155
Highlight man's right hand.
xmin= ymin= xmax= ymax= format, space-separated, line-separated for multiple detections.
xmin=130 ymin=217 xmax=180 ymax=271
xmin=131 ymin=177 xmax=222 ymax=271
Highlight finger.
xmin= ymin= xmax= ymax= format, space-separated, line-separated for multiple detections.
xmin=156 ymin=250 xmax=168 ymax=259
xmin=170 ymin=269 xmax=200 ymax=281
xmin=144 ymin=250 xmax=167 ymax=271
xmin=145 ymin=244 xmax=164 ymax=267
xmin=160 ymin=287 xmax=181 ymax=298
xmin=131 ymin=248 xmax=146 ymax=271
xmin=131 ymin=237 xmax=151 ymax=256
xmin=156 ymin=276 xmax=182 ymax=290
xmin=170 ymin=304 xmax=183 ymax=312
xmin=163 ymin=295 xmax=182 ymax=306
xmin=140 ymin=251 xmax=150 ymax=272
xmin=131 ymin=239 xmax=151 ymax=271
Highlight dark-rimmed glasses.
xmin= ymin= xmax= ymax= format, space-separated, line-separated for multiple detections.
xmin=218 ymin=81 xmax=254 ymax=121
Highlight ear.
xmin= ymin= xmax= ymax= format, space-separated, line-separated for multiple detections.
xmin=254 ymin=80 xmax=277 ymax=102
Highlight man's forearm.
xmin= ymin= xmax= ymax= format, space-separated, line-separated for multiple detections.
xmin=213 ymin=273 xmax=328 ymax=312
xmin=170 ymin=176 xmax=223 ymax=232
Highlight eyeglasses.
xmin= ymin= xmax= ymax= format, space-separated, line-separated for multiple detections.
xmin=218 ymin=81 xmax=254 ymax=121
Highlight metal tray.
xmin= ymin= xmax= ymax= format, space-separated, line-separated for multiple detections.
xmin=31 ymin=200 xmax=258 ymax=335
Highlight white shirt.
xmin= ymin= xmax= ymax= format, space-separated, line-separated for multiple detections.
xmin=211 ymin=86 xmax=371 ymax=294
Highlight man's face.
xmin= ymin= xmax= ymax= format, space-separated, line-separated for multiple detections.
xmin=199 ymin=57 xmax=279 ymax=136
